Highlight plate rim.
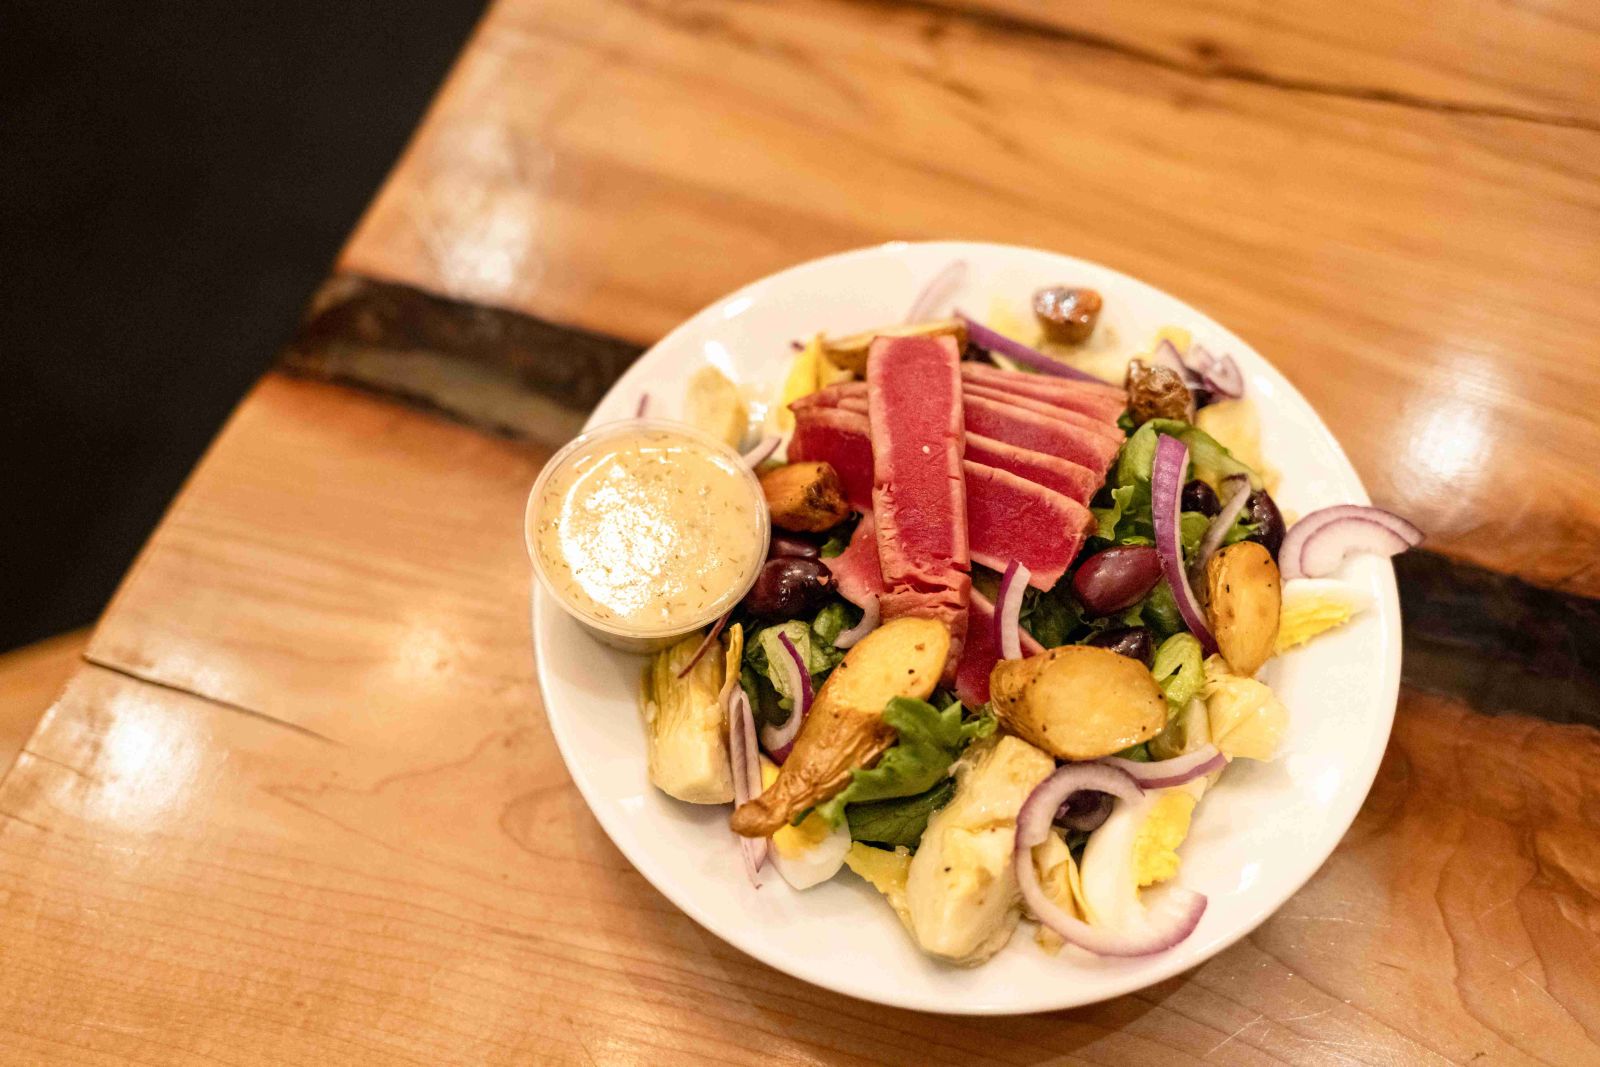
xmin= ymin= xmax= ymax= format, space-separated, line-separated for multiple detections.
xmin=534 ymin=239 xmax=1402 ymax=1014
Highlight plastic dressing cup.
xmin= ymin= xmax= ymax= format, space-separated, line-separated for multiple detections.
xmin=526 ymin=419 xmax=768 ymax=653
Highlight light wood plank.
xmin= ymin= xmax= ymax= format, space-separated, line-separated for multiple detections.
xmin=0 ymin=629 xmax=88 ymax=776
xmin=2 ymin=662 xmax=1594 ymax=1063
xmin=339 ymin=0 xmax=1600 ymax=597
xmin=926 ymin=0 xmax=1600 ymax=124
xmin=87 ymin=375 xmax=549 ymax=744
xmin=53 ymin=377 xmax=1599 ymax=1062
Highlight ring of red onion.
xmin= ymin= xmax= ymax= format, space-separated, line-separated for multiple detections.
xmin=994 ymin=560 xmax=1031 ymax=661
xmin=1152 ymin=339 xmax=1204 ymax=390
xmin=1279 ymin=504 xmax=1423 ymax=580
xmin=1190 ymin=478 xmax=1252 ymax=585
xmin=1015 ymin=763 xmax=1207 ymax=956
xmin=956 ymin=313 xmax=1104 ymax=383
xmin=834 ymin=596 xmax=880 ymax=649
xmin=1201 ymin=353 xmax=1244 ymax=399
xmin=727 ymin=689 xmax=768 ymax=885
xmin=1101 ymin=744 xmax=1225 ymax=789
xmin=1152 ymin=434 xmax=1219 ymax=654
xmin=905 ymin=260 xmax=967 ymax=323
xmin=1293 ymin=517 xmax=1420 ymax=580
xmin=675 ymin=611 xmax=731 ymax=679
xmin=741 ymin=434 xmax=784 ymax=468
xmin=759 ymin=632 xmax=814 ymax=763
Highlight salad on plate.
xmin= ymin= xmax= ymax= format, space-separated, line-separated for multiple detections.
xmin=530 ymin=265 xmax=1422 ymax=968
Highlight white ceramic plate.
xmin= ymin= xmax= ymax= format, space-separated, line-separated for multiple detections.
xmin=534 ymin=241 xmax=1401 ymax=1015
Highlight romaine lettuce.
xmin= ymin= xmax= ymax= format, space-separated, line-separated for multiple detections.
xmin=816 ymin=698 xmax=994 ymax=826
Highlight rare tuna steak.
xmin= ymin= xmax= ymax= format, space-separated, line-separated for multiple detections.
xmin=791 ymin=408 xmax=1094 ymax=575
xmin=867 ymin=334 xmax=970 ymax=678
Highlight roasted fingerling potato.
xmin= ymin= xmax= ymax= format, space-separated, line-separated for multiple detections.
xmin=759 ymin=461 xmax=852 ymax=532
xmin=819 ymin=318 xmax=967 ymax=376
xmin=989 ymin=645 xmax=1167 ymax=761
xmin=1205 ymin=541 xmax=1282 ymax=676
xmin=730 ymin=617 xmax=949 ymax=837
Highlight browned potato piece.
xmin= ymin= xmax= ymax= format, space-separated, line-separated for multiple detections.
xmin=1205 ymin=541 xmax=1282 ymax=676
xmin=1125 ymin=359 xmax=1193 ymax=426
xmin=989 ymin=646 xmax=1167 ymax=760
xmin=730 ymin=617 xmax=949 ymax=837
xmin=820 ymin=318 xmax=967 ymax=376
xmin=759 ymin=462 xmax=851 ymax=532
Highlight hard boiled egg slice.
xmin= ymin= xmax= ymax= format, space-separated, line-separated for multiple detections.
xmin=761 ymin=758 xmax=851 ymax=890
xmin=1276 ymin=578 xmax=1373 ymax=653
xmin=1078 ymin=780 xmax=1205 ymax=933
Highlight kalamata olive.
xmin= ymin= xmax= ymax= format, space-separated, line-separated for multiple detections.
xmin=743 ymin=557 xmax=836 ymax=619
xmin=1071 ymin=545 xmax=1163 ymax=616
xmin=1181 ymin=479 xmax=1220 ymax=517
xmin=1085 ymin=625 xmax=1156 ymax=667
xmin=1243 ymin=490 xmax=1286 ymax=559
xmin=767 ymin=532 xmax=821 ymax=561
xmin=1055 ymin=789 xmax=1114 ymax=833
xmin=1033 ymin=286 xmax=1103 ymax=345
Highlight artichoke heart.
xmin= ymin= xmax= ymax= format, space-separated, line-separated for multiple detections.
xmin=904 ymin=735 xmax=1054 ymax=966
xmin=638 ymin=629 xmax=735 ymax=803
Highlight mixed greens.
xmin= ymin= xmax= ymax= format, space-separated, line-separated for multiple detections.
xmin=631 ymin=275 xmax=1419 ymax=967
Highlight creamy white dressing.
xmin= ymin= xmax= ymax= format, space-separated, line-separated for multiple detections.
xmin=530 ymin=426 xmax=764 ymax=637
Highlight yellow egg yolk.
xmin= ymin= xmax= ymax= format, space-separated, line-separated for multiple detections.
xmin=1132 ymin=791 xmax=1197 ymax=888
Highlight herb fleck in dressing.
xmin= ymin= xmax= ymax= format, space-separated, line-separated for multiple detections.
xmin=533 ymin=428 xmax=764 ymax=635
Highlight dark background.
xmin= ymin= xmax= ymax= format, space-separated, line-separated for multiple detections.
xmin=0 ymin=1 xmax=486 ymax=652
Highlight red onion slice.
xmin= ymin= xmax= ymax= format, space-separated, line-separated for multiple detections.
xmin=1294 ymin=517 xmax=1421 ymax=580
xmin=1152 ymin=434 xmax=1219 ymax=655
xmin=834 ymin=596 xmax=880 ymax=649
xmin=1015 ymin=764 xmax=1207 ymax=956
xmin=760 ymin=632 xmax=813 ymax=763
xmin=1190 ymin=477 xmax=1252 ymax=585
xmin=741 ymin=434 xmax=783 ymax=468
xmin=1187 ymin=343 xmax=1217 ymax=374
xmin=1279 ymin=505 xmax=1423 ymax=580
xmin=956 ymin=313 xmax=1105 ymax=383
xmin=635 ymin=393 xmax=650 ymax=418
xmin=727 ymin=688 xmax=768 ymax=885
xmin=1102 ymin=744 xmax=1225 ymax=789
xmin=675 ymin=611 xmax=731 ymax=679
xmin=1201 ymin=353 xmax=1244 ymax=399
xmin=994 ymin=559 xmax=1031 ymax=661
xmin=1152 ymin=339 xmax=1204 ymax=390
xmin=905 ymin=260 xmax=968 ymax=323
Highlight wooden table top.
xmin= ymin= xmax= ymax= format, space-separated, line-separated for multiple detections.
xmin=7 ymin=2 xmax=1599 ymax=1063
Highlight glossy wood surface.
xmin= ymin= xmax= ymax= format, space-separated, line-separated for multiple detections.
xmin=6 ymin=378 xmax=1596 ymax=1065
xmin=7 ymin=0 xmax=1600 ymax=1061
xmin=0 ymin=629 xmax=87 ymax=773
xmin=344 ymin=0 xmax=1600 ymax=597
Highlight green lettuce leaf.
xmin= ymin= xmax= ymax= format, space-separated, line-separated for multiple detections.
xmin=742 ymin=603 xmax=851 ymax=713
xmin=816 ymin=698 xmax=994 ymax=826
xmin=809 ymin=601 xmax=856 ymax=648
xmin=1151 ymin=632 xmax=1204 ymax=711
xmin=845 ymin=779 xmax=956 ymax=849
xmin=1019 ymin=584 xmax=1083 ymax=649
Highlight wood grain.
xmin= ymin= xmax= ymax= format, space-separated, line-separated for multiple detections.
xmin=7 ymin=0 xmax=1600 ymax=1059
xmin=341 ymin=0 xmax=1600 ymax=598
xmin=14 ymin=375 xmax=1586 ymax=1063
xmin=86 ymin=376 xmax=549 ymax=745
xmin=3 ymin=604 xmax=1597 ymax=1062
xmin=917 ymin=0 xmax=1600 ymax=126
xmin=0 ymin=629 xmax=88 ymax=776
